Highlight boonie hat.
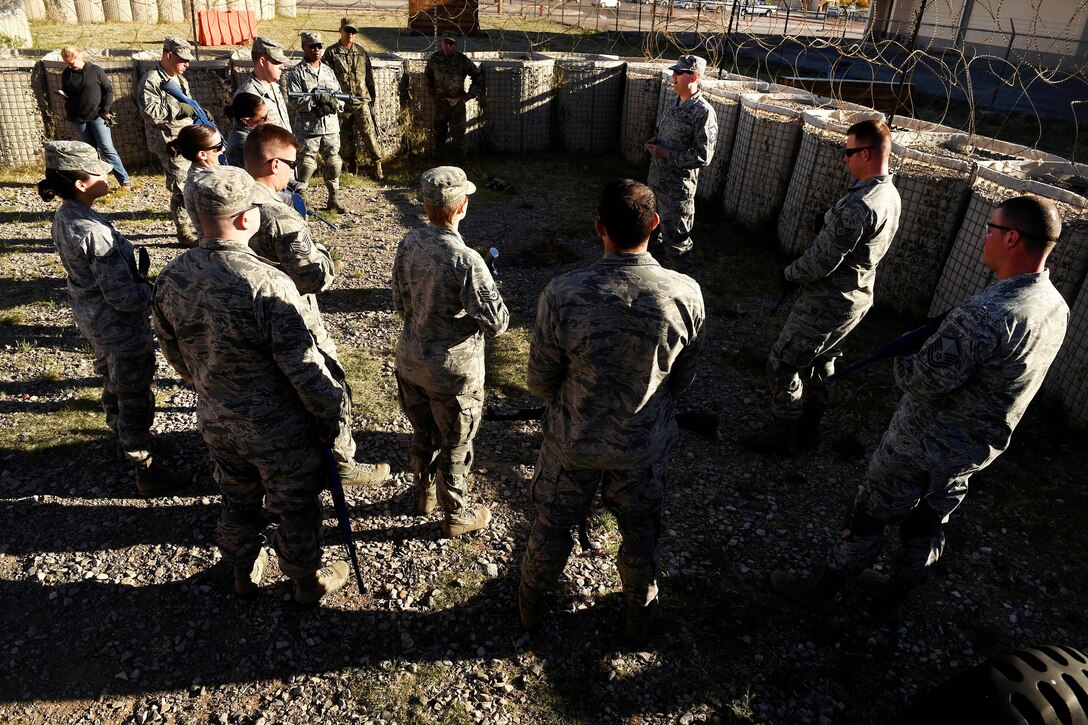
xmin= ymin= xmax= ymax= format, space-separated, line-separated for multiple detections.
xmin=163 ymin=37 xmax=195 ymax=62
xmin=419 ymin=166 xmax=476 ymax=206
xmin=252 ymin=36 xmax=287 ymax=64
xmin=192 ymin=166 xmax=263 ymax=218
xmin=44 ymin=141 xmax=113 ymax=176
xmin=300 ymin=31 xmax=323 ymax=47
xmin=669 ymin=54 xmax=707 ymax=75
xmin=340 ymin=17 xmax=359 ymax=32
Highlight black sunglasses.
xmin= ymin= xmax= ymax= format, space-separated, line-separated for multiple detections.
xmin=268 ymin=157 xmax=297 ymax=170
xmin=672 ymin=69 xmax=693 ymax=75
xmin=843 ymin=146 xmax=873 ymax=157
xmin=203 ymin=140 xmax=225 ymax=152
xmin=307 ymin=43 xmax=324 ymax=49
xmin=986 ymin=222 xmax=1023 ymax=235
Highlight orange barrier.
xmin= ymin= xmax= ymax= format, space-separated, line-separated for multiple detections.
xmin=197 ymin=10 xmax=257 ymax=47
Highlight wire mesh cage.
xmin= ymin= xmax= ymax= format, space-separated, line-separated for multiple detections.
xmin=694 ymin=79 xmax=775 ymax=203
xmin=473 ymin=52 xmax=555 ymax=154
xmin=41 ymin=53 xmax=154 ymax=170
xmin=102 ymin=0 xmax=132 ymax=21
xmin=548 ymin=53 xmax=624 ymax=155
xmin=928 ymin=162 xmax=1088 ymax=318
xmin=1053 ymin=280 xmax=1088 ymax=428
xmin=620 ymin=62 xmax=669 ymax=165
xmin=0 ymin=60 xmax=47 ymax=167
xmin=777 ymin=109 xmax=884 ymax=257
xmin=722 ymin=92 xmax=818 ymax=231
xmin=371 ymin=54 xmax=403 ymax=159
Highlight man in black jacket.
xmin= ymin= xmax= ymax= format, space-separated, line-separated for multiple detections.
xmin=60 ymin=47 xmax=131 ymax=188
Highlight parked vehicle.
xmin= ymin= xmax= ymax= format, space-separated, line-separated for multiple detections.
xmin=593 ymin=0 xmax=619 ymax=7
xmin=740 ymin=0 xmax=776 ymax=15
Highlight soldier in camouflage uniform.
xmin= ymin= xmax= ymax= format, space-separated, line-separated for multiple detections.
xmin=137 ymin=37 xmax=200 ymax=246
xmin=322 ymin=18 xmax=383 ymax=180
xmin=754 ymin=119 xmax=901 ymax=453
xmin=518 ymin=179 xmax=705 ymax=642
xmin=234 ymin=37 xmax=291 ymax=133
xmin=286 ymin=31 xmax=347 ymax=213
xmin=244 ymin=124 xmax=390 ymax=487
xmin=40 ymin=141 xmax=189 ymax=497
xmin=424 ymin=33 xmax=482 ymax=157
xmin=771 ymin=196 xmax=1069 ymax=615
xmin=153 ymin=166 xmax=351 ymax=604
xmin=644 ymin=54 xmax=717 ymax=267
xmin=392 ymin=166 xmax=509 ymax=537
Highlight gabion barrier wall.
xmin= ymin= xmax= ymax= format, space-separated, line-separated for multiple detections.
xmin=401 ymin=52 xmax=482 ymax=155
xmin=0 ymin=60 xmax=47 ymax=167
xmin=46 ymin=0 xmax=77 ymax=23
xmin=41 ymin=56 xmax=155 ymax=170
xmin=473 ymin=52 xmax=554 ymax=154
xmin=551 ymin=53 xmax=624 ymax=155
xmin=1051 ymin=278 xmax=1088 ymax=428
xmin=103 ymin=0 xmax=133 ymax=21
xmin=722 ymin=92 xmax=818 ymax=231
xmin=130 ymin=0 xmax=156 ymax=22
xmin=777 ymin=109 xmax=884 ymax=257
xmin=620 ymin=62 xmax=668 ymax=165
xmin=929 ymin=164 xmax=1088 ymax=317
xmin=371 ymin=55 xmax=404 ymax=159
xmin=75 ymin=0 xmax=104 ymax=23
xmin=875 ymin=136 xmax=974 ymax=316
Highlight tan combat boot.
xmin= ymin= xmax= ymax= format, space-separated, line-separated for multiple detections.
xmin=134 ymin=458 xmax=191 ymax=497
xmin=339 ymin=461 xmax=391 ymax=487
xmin=416 ymin=472 xmax=437 ymax=515
xmin=326 ymin=187 xmax=348 ymax=214
xmin=373 ymin=160 xmax=384 ymax=181
xmin=234 ymin=548 xmax=268 ymax=599
xmin=293 ymin=561 xmax=350 ymax=605
xmin=519 ymin=581 xmax=544 ymax=632
xmin=441 ymin=504 xmax=491 ymax=538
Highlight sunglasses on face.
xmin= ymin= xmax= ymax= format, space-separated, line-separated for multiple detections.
xmin=843 ymin=146 xmax=873 ymax=157
xmin=307 ymin=43 xmax=323 ymax=49
xmin=268 ymin=157 xmax=298 ymax=170
xmin=203 ymin=140 xmax=225 ymax=152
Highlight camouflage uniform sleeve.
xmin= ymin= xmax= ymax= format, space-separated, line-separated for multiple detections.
xmin=87 ymin=227 xmax=152 ymax=313
xmin=286 ymin=66 xmax=318 ymax=114
xmin=668 ymin=105 xmax=716 ymax=170
xmin=424 ymin=56 xmax=437 ymax=92
xmin=391 ymin=251 xmax=404 ymax=313
xmin=255 ymin=277 xmax=343 ymax=427
xmin=893 ymin=304 xmax=997 ymax=400
xmin=151 ymin=284 xmax=193 ymax=384
xmin=364 ymin=52 xmax=376 ymax=101
xmin=465 ymin=57 xmax=483 ymax=99
xmin=667 ymin=286 xmax=707 ymax=397
xmin=139 ymin=71 xmax=179 ymax=129
xmin=785 ymin=198 xmax=868 ymax=283
xmin=461 ymin=253 xmax=509 ymax=338
xmin=269 ymin=216 xmax=336 ymax=294
xmin=526 ymin=285 xmax=565 ymax=403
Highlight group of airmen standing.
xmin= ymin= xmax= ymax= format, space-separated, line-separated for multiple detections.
xmin=37 ymin=43 xmax=1071 ymax=641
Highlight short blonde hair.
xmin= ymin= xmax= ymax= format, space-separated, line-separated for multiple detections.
xmin=424 ymin=199 xmax=463 ymax=226
xmin=60 ymin=46 xmax=81 ymax=60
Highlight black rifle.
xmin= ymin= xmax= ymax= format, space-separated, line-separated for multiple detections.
xmin=829 ymin=311 xmax=950 ymax=382
xmin=323 ymin=447 xmax=365 ymax=594
xmin=484 ymin=407 xmax=720 ymax=438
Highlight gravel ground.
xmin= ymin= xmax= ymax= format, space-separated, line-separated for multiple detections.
xmin=2 ymin=157 xmax=1087 ymax=724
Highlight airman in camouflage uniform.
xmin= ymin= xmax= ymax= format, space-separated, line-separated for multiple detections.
xmin=645 ymin=54 xmax=717 ymax=265
xmin=137 ymin=37 xmax=199 ymax=246
xmin=287 ymin=31 xmax=347 ymax=212
xmin=424 ymin=33 xmax=482 ymax=156
xmin=234 ymin=37 xmax=292 ymax=133
xmin=518 ymin=179 xmax=705 ymax=642
xmin=322 ymin=18 xmax=383 ymax=180
xmin=243 ymin=124 xmax=390 ymax=487
xmin=392 ymin=166 xmax=509 ymax=537
xmin=153 ymin=166 xmax=351 ymax=604
xmin=757 ymin=119 xmax=901 ymax=452
xmin=42 ymin=141 xmax=189 ymax=497
xmin=771 ymin=195 xmax=1069 ymax=614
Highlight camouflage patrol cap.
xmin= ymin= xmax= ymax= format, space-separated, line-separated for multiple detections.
xmin=340 ymin=17 xmax=359 ymax=32
xmin=44 ymin=141 xmax=113 ymax=176
xmin=420 ymin=166 xmax=476 ymax=206
xmin=300 ymin=31 xmax=323 ymax=47
xmin=192 ymin=166 xmax=264 ymax=218
xmin=442 ymin=32 xmax=458 ymax=44
xmin=163 ymin=37 xmax=195 ymax=62
xmin=669 ymin=54 xmax=707 ymax=76
xmin=252 ymin=36 xmax=287 ymax=64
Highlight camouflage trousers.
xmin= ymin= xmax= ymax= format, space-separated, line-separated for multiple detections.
xmin=827 ymin=435 xmax=969 ymax=591
xmin=317 ymin=337 xmax=356 ymax=470
xmin=520 ymin=438 xmax=665 ymax=610
xmin=204 ymin=430 xmax=327 ymax=579
xmin=156 ymin=149 xmax=196 ymax=243
xmin=340 ymin=102 xmax=381 ymax=164
xmin=647 ymin=169 xmax=697 ymax=255
xmin=395 ymin=371 xmax=482 ymax=522
xmin=89 ymin=336 xmax=156 ymax=465
xmin=298 ymin=132 xmax=342 ymax=192
xmin=768 ymin=298 xmax=867 ymax=421
xmin=432 ymin=96 xmax=467 ymax=153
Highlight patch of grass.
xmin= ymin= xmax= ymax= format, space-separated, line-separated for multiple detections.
xmin=0 ymin=309 xmax=27 ymax=326
xmin=428 ymin=539 xmax=485 ymax=610
xmin=0 ymin=388 xmax=104 ymax=457
xmin=348 ymin=660 xmax=472 ymax=725
xmin=725 ymin=690 xmax=761 ymax=722
xmin=339 ymin=348 xmax=400 ymax=426
xmin=40 ymin=363 xmax=63 ymax=383
xmin=485 ymin=325 xmax=532 ymax=398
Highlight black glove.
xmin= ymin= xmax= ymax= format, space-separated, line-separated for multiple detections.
xmin=176 ymin=103 xmax=197 ymax=119
xmin=315 ymin=417 xmax=340 ymax=446
xmin=780 ymin=268 xmax=799 ymax=294
xmin=314 ymin=92 xmax=335 ymax=107
xmin=137 ymin=247 xmax=150 ymax=279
